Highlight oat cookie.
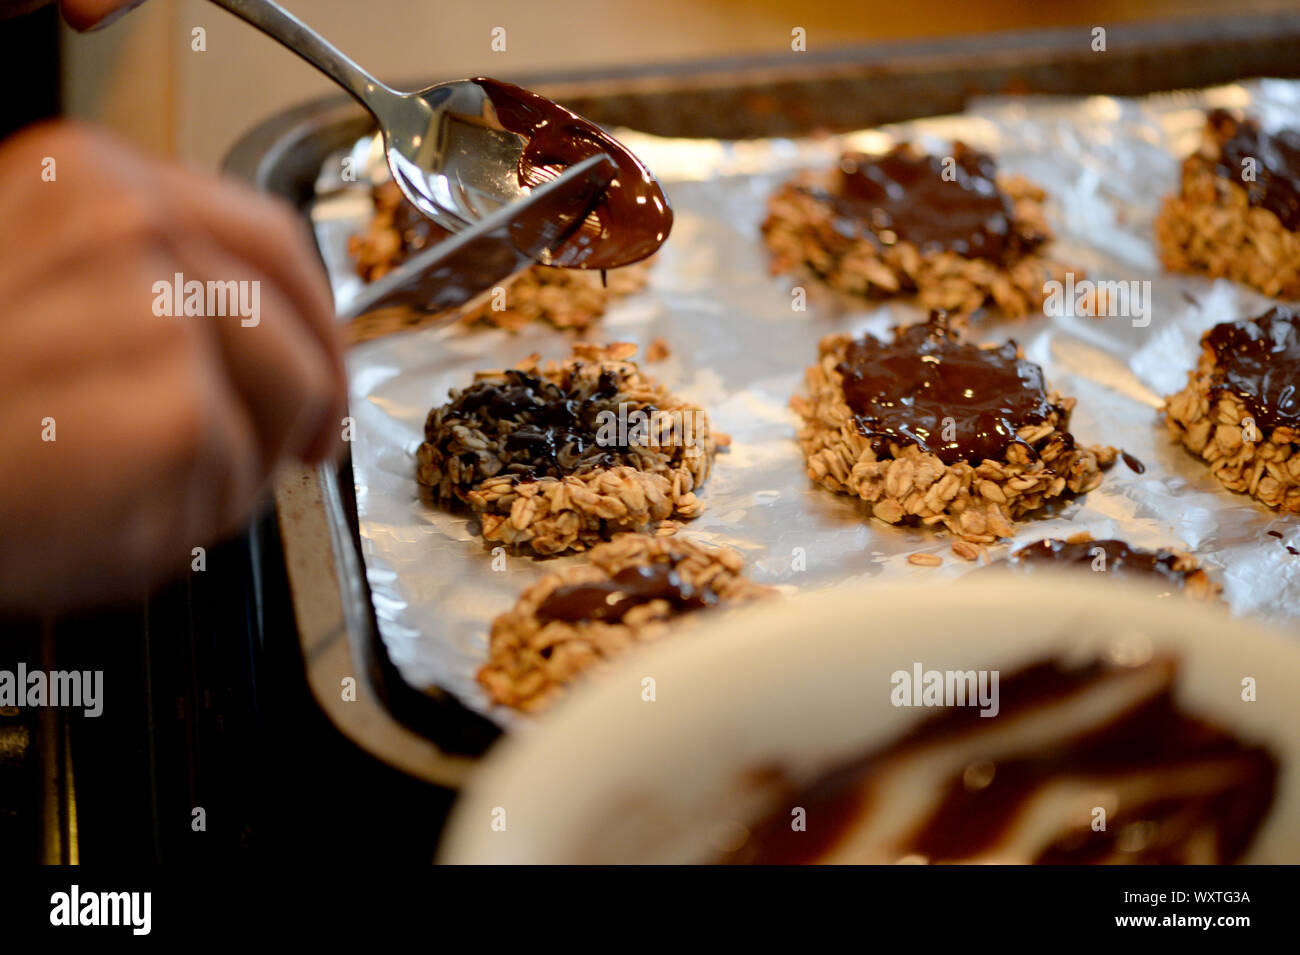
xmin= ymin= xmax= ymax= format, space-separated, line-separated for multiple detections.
xmin=479 ymin=534 xmax=772 ymax=711
xmin=998 ymin=534 xmax=1220 ymax=601
xmin=1155 ymin=109 xmax=1300 ymax=298
xmin=791 ymin=313 xmax=1115 ymax=542
xmin=1164 ymin=307 xmax=1300 ymax=512
xmin=417 ymin=343 xmax=721 ymax=555
xmin=346 ymin=181 xmax=648 ymax=342
xmin=762 ymin=142 xmax=1078 ymax=318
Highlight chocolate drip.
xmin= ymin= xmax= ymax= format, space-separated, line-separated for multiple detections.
xmin=1120 ymin=450 xmax=1146 ymax=474
xmin=1209 ymin=109 xmax=1300 ymax=231
xmin=835 ymin=315 xmax=1062 ymax=465
xmin=537 ymin=561 xmax=717 ymax=624
xmin=804 ymin=144 xmax=1039 ymax=266
xmin=474 ymin=78 xmax=673 ymax=270
xmin=1204 ymin=306 xmax=1300 ymax=431
xmin=1005 ymin=538 xmax=1190 ymax=591
xmin=727 ymin=657 xmax=1277 ymax=865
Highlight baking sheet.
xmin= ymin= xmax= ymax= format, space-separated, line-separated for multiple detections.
xmin=312 ymin=79 xmax=1300 ymax=726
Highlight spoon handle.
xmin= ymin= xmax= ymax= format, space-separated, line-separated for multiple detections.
xmin=208 ymin=0 xmax=398 ymax=115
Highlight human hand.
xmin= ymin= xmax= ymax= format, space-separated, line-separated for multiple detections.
xmin=0 ymin=122 xmax=346 ymax=611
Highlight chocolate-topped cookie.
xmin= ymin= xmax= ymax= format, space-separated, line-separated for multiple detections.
xmin=792 ymin=313 xmax=1116 ymax=542
xmin=998 ymin=535 xmax=1219 ymax=600
xmin=835 ymin=319 xmax=1063 ymax=466
xmin=762 ymin=142 xmax=1074 ymax=318
xmin=417 ymin=343 xmax=722 ymax=555
xmin=1165 ymin=307 xmax=1300 ymax=512
xmin=1156 ymin=110 xmax=1300 ymax=298
xmin=479 ymin=534 xmax=771 ymax=711
xmin=811 ymin=147 xmax=1043 ymax=266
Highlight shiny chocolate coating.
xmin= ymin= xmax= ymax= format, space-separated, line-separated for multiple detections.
xmin=474 ymin=77 xmax=672 ymax=269
xmin=1204 ymin=306 xmax=1300 ymax=431
xmin=807 ymin=144 xmax=1039 ymax=265
xmin=1006 ymin=538 xmax=1190 ymax=590
xmin=1209 ymin=109 xmax=1300 ymax=231
xmin=537 ymin=561 xmax=717 ymax=624
xmin=836 ymin=315 xmax=1063 ymax=466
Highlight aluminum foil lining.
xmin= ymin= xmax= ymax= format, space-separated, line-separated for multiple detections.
xmin=310 ymin=80 xmax=1300 ymax=728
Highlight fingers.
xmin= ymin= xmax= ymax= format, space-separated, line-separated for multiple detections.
xmin=157 ymin=164 xmax=342 ymax=357
xmin=169 ymin=233 xmax=341 ymax=471
xmin=0 ymin=119 xmax=348 ymax=610
xmin=153 ymin=163 xmax=348 ymax=461
xmin=0 ymin=124 xmax=347 ymax=470
xmin=58 ymin=0 xmax=145 ymax=31
xmin=52 ymin=122 xmax=347 ymax=465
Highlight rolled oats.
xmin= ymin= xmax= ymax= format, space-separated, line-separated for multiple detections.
xmin=1155 ymin=110 xmax=1300 ymax=298
xmin=761 ymin=143 xmax=1079 ymax=320
xmin=418 ymin=343 xmax=720 ymax=555
xmin=479 ymin=534 xmax=773 ymax=711
xmin=1163 ymin=310 xmax=1300 ymax=513
xmin=793 ymin=326 xmax=1115 ymax=542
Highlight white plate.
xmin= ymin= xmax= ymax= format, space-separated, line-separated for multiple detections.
xmin=440 ymin=572 xmax=1300 ymax=863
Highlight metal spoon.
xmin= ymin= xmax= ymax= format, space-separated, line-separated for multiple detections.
xmin=208 ymin=0 xmax=603 ymax=237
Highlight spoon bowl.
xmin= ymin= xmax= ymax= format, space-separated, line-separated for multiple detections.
xmin=209 ymin=0 xmax=671 ymax=268
xmin=379 ymin=80 xmax=531 ymax=234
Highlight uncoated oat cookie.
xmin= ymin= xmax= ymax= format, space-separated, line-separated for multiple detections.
xmin=1164 ymin=307 xmax=1300 ymax=513
xmin=761 ymin=142 xmax=1079 ymax=318
xmin=1155 ymin=109 xmax=1300 ymax=298
xmin=417 ymin=343 xmax=722 ymax=555
xmin=791 ymin=313 xmax=1116 ymax=543
xmin=478 ymin=534 xmax=772 ymax=711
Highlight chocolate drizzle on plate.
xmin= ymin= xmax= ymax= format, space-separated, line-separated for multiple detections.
xmin=725 ymin=656 xmax=1278 ymax=865
xmin=474 ymin=77 xmax=673 ymax=269
xmin=1209 ymin=109 xmax=1300 ymax=231
xmin=836 ymin=314 xmax=1064 ymax=465
xmin=537 ymin=560 xmax=718 ymax=624
xmin=1203 ymin=306 xmax=1300 ymax=431
xmin=805 ymin=144 xmax=1040 ymax=266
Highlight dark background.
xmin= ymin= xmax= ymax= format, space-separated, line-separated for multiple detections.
xmin=1 ymin=505 xmax=455 ymax=864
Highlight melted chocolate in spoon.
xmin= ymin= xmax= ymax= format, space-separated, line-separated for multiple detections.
xmin=474 ymin=77 xmax=673 ymax=269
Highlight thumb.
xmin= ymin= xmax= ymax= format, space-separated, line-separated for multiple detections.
xmin=59 ymin=0 xmax=146 ymax=32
